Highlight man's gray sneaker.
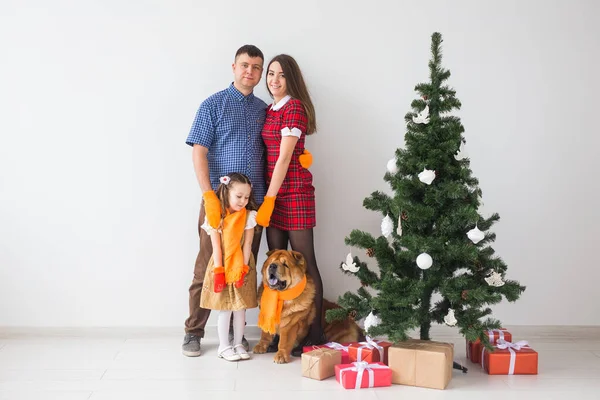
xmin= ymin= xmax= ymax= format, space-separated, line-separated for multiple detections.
xmin=228 ymin=329 xmax=249 ymax=351
xmin=182 ymin=333 xmax=201 ymax=357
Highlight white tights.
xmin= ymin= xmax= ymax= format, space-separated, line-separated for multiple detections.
xmin=217 ymin=310 xmax=245 ymax=352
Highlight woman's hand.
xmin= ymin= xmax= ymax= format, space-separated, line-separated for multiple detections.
xmin=256 ymin=196 xmax=276 ymax=227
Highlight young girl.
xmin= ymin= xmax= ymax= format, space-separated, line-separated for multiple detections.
xmin=255 ymin=54 xmax=325 ymax=355
xmin=199 ymin=172 xmax=258 ymax=361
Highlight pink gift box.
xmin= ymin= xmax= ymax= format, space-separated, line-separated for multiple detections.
xmin=335 ymin=361 xmax=392 ymax=389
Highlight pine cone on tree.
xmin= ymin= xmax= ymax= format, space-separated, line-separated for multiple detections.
xmin=462 ymin=290 xmax=469 ymax=300
xmin=401 ymin=211 xmax=408 ymax=221
xmin=366 ymin=248 xmax=375 ymax=257
xmin=348 ymin=310 xmax=358 ymax=320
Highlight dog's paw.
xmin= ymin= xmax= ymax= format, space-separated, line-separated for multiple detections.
xmin=253 ymin=343 xmax=268 ymax=354
xmin=273 ymin=350 xmax=291 ymax=364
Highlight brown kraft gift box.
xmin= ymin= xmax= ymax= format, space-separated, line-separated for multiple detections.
xmin=301 ymin=348 xmax=342 ymax=380
xmin=387 ymin=339 xmax=454 ymax=390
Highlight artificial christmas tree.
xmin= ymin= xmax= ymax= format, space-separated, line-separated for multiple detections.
xmin=327 ymin=33 xmax=525 ymax=353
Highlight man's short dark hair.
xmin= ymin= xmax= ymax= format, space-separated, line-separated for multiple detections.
xmin=235 ymin=45 xmax=264 ymax=62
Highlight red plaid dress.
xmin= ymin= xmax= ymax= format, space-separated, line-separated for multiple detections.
xmin=261 ymin=98 xmax=316 ymax=230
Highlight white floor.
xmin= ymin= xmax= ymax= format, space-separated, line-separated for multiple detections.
xmin=1 ymin=326 xmax=599 ymax=400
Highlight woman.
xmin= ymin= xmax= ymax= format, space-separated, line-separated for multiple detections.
xmin=255 ymin=54 xmax=325 ymax=354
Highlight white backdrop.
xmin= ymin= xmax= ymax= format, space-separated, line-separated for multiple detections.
xmin=1 ymin=0 xmax=599 ymax=328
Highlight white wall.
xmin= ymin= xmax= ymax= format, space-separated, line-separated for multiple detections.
xmin=1 ymin=0 xmax=599 ymax=328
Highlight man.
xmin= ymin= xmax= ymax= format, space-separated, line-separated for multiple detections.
xmin=183 ymin=45 xmax=267 ymax=357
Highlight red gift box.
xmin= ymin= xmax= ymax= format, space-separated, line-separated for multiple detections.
xmin=303 ymin=342 xmax=352 ymax=364
xmin=466 ymin=328 xmax=512 ymax=363
xmin=481 ymin=339 xmax=538 ymax=375
xmin=335 ymin=361 xmax=392 ymax=389
xmin=348 ymin=338 xmax=392 ymax=364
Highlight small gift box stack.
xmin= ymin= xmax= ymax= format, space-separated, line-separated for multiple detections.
xmin=302 ymin=336 xmax=462 ymax=390
xmin=467 ymin=328 xmax=538 ymax=375
xmin=334 ymin=338 xmax=455 ymax=390
xmin=302 ymin=337 xmax=394 ymax=389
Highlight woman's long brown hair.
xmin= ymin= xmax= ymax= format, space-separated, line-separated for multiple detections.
xmin=266 ymin=54 xmax=317 ymax=135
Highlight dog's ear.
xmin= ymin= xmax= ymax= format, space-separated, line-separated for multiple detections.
xmin=289 ymin=250 xmax=306 ymax=266
xmin=266 ymin=250 xmax=277 ymax=257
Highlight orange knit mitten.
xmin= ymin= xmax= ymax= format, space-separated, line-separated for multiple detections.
xmin=234 ymin=265 xmax=250 ymax=288
xmin=299 ymin=149 xmax=313 ymax=169
xmin=213 ymin=266 xmax=225 ymax=293
xmin=256 ymin=196 xmax=276 ymax=227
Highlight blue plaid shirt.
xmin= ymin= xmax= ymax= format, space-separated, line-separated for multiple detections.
xmin=186 ymin=83 xmax=267 ymax=204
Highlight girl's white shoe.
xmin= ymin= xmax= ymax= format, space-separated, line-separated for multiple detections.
xmin=234 ymin=344 xmax=251 ymax=360
xmin=218 ymin=346 xmax=241 ymax=362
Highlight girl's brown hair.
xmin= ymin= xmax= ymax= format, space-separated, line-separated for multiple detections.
xmin=266 ymin=54 xmax=317 ymax=135
xmin=215 ymin=172 xmax=258 ymax=217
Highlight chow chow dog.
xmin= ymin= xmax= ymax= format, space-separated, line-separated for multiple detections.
xmin=253 ymin=250 xmax=364 ymax=363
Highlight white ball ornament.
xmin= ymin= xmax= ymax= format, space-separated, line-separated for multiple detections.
xmin=386 ymin=158 xmax=399 ymax=174
xmin=416 ymin=253 xmax=433 ymax=270
xmin=467 ymin=225 xmax=485 ymax=244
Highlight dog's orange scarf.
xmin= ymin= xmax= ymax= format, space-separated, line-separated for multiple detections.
xmin=221 ymin=208 xmax=247 ymax=283
xmin=257 ymin=275 xmax=307 ymax=334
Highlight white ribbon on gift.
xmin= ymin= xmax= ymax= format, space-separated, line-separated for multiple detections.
xmin=487 ymin=329 xmax=506 ymax=344
xmin=355 ymin=336 xmax=384 ymax=362
xmin=481 ymin=339 xmax=530 ymax=375
xmin=323 ymin=342 xmax=350 ymax=352
xmin=338 ymin=361 xmax=389 ymax=389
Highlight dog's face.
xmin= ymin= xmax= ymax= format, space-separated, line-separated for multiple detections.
xmin=261 ymin=250 xmax=307 ymax=291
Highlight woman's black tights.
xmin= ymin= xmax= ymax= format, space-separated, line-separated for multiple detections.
xmin=266 ymin=226 xmax=324 ymax=344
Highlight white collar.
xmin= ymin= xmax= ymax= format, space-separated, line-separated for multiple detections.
xmin=271 ymin=95 xmax=291 ymax=111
